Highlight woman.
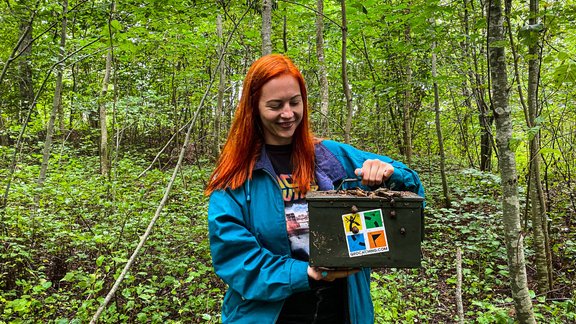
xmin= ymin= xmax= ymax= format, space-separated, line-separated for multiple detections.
xmin=206 ymin=54 xmax=424 ymax=323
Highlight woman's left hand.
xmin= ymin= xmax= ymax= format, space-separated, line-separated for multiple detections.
xmin=308 ymin=266 xmax=360 ymax=282
xmin=354 ymin=159 xmax=394 ymax=187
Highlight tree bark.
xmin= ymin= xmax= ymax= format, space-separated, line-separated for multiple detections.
xmin=341 ymin=0 xmax=353 ymax=144
xmin=525 ymin=0 xmax=552 ymax=295
xmin=282 ymin=10 xmax=288 ymax=53
xmin=214 ymin=14 xmax=225 ymax=159
xmin=99 ymin=1 xmax=115 ymax=177
xmin=17 ymin=18 xmax=34 ymax=125
xmin=456 ymin=247 xmax=464 ymax=323
xmin=402 ymin=18 xmax=413 ymax=165
xmin=261 ymin=0 xmax=272 ymax=55
xmin=315 ymin=0 xmax=329 ymax=136
xmin=488 ymin=0 xmax=535 ymax=322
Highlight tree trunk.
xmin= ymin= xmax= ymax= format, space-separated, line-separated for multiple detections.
xmin=478 ymin=103 xmax=493 ymax=171
xmin=37 ymin=0 xmax=67 ymax=192
xmin=488 ymin=0 xmax=535 ymax=322
xmin=315 ymin=0 xmax=329 ymax=136
xmin=282 ymin=10 xmax=288 ymax=53
xmin=99 ymin=1 xmax=115 ymax=177
xmin=18 ymin=19 xmax=34 ymax=125
xmin=261 ymin=0 xmax=272 ymax=55
xmin=214 ymin=14 xmax=225 ymax=159
xmin=526 ymin=0 xmax=552 ymax=295
xmin=402 ymin=20 xmax=412 ymax=165
xmin=432 ymin=39 xmax=451 ymax=207
xmin=341 ymin=0 xmax=353 ymax=144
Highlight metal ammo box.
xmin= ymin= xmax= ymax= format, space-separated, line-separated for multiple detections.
xmin=307 ymin=188 xmax=424 ymax=268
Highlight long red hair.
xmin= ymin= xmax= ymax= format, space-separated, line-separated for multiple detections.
xmin=205 ymin=54 xmax=316 ymax=195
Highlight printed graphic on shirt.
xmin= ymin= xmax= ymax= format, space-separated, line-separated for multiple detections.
xmin=277 ymin=174 xmax=318 ymax=261
xmin=277 ymin=174 xmax=318 ymax=202
xmin=342 ymin=209 xmax=389 ymax=257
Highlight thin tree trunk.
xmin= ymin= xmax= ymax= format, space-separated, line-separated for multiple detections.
xmin=0 ymin=114 xmax=7 ymax=146
xmin=456 ymin=247 xmax=464 ymax=323
xmin=432 ymin=38 xmax=451 ymax=207
xmin=37 ymin=0 xmax=68 ymax=193
xmin=316 ymin=0 xmax=329 ymax=136
xmin=262 ymin=0 xmax=272 ymax=55
xmin=488 ymin=0 xmax=535 ymax=322
xmin=17 ymin=20 xmax=34 ymax=125
xmin=525 ymin=0 xmax=552 ymax=295
xmin=402 ymin=19 xmax=413 ymax=165
xmin=478 ymin=103 xmax=493 ymax=171
xmin=99 ymin=1 xmax=115 ymax=177
xmin=341 ymin=0 xmax=353 ymax=144
xmin=282 ymin=10 xmax=288 ymax=53
xmin=214 ymin=14 xmax=225 ymax=159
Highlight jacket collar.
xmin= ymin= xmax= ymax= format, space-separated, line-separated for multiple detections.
xmin=253 ymin=141 xmax=346 ymax=191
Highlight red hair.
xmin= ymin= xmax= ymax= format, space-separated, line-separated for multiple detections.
xmin=205 ymin=54 xmax=316 ymax=195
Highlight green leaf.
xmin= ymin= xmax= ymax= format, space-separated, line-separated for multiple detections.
xmin=508 ymin=137 xmax=522 ymax=152
xmin=110 ymin=19 xmax=123 ymax=31
xmin=61 ymin=272 xmax=74 ymax=282
xmin=96 ymin=255 xmax=105 ymax=267
xmin=489 ymin=40 xmax=508 ymax=49
xmin=527 ymin=126 xmax=541 ymax=141
xmin=41 ymin=280 xmax=53 ymax=289
xmin=539 ymin=147 xmax=561 ymax=157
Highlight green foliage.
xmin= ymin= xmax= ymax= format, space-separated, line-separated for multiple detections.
xmin=1 ymin=0 xmax=576 ymax=322
xmin=0 ymin=147 xmax=223 ymax=322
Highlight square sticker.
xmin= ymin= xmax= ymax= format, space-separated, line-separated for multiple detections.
xmin=341 ymin=209 xmax=389 ymax=257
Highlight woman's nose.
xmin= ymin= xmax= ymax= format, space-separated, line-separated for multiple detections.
xmin=280 ymin=103 xmax=294 ymax=118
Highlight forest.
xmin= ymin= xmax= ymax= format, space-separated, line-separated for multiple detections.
xmin=0 ymin=0 xmax=575 ymax=322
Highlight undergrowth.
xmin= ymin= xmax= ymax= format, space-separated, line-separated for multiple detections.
xmin=1 ymin=148 xmax=574 ymax=322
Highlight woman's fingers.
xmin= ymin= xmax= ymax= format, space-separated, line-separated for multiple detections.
xmin=308 ymin=266 xmax=361 ymax=282
xmin=355 ymin=160 xmax=394 ymax=186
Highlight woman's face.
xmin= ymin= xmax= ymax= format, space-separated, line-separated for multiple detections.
xmin=257 ymin=74 xmax=303 ymax=145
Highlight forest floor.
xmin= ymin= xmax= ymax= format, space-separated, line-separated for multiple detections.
xmin=0 ymin=150 xmax=575 ymax=322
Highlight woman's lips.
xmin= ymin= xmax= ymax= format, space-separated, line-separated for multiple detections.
xmin=278 ymin=121 xmax=295 ymax=128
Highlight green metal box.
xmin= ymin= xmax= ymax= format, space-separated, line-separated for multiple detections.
xmin=307 ymin=189 xmax=424 ymax=268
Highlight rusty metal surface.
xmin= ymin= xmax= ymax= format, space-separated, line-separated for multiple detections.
xmin=308 ymin=189 xmax=424 ymax=268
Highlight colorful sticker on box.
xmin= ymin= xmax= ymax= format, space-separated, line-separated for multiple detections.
xmin=342 ymin=209 xmax=389 ymax=257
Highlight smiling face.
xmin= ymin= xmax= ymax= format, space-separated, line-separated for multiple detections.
xmin=257 ymin=74 xmax=303 ymax=145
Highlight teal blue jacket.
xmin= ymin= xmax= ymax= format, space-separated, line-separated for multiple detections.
xmin=208 ymin=140 xmax=424 ymax=323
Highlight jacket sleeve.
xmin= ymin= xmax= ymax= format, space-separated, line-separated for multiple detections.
xmin=322 ymin=140 xmax=425 ymax=199
xmin=207 ymin=189 xmax=310 ymax=302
